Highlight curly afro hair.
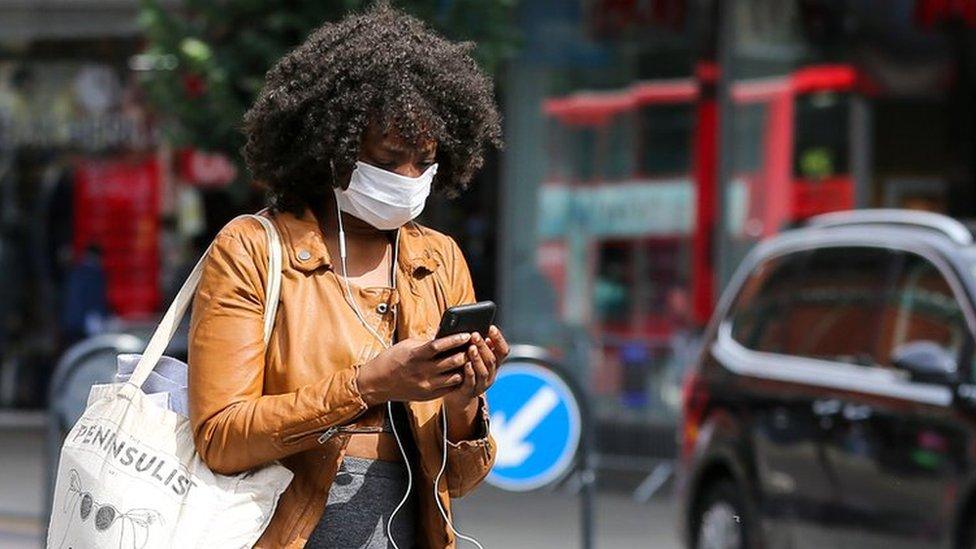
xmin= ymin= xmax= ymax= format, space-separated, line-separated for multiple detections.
xmin=242 ymin=2 xmax=503 ymax=216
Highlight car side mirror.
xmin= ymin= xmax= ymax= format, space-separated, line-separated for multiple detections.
xmin=892 ymin=341 xmax=958 ymax=385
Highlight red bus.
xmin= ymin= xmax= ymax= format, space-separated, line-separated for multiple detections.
xmin=538 ymin=65 xmax=860 ymax=418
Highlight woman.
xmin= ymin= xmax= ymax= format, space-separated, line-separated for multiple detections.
xmin=187 ymin=5 xmax=508 ymax=548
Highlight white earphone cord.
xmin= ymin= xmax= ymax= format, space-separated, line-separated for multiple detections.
xmin=334 ymin=199 xmax=483 ymax=549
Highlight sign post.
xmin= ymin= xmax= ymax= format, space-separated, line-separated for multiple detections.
xmin=485 ymin=345 xmax=594 ymax=549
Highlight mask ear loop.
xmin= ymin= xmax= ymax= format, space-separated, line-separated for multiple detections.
xmin=333 ymin=177 xmax=482 ymax=549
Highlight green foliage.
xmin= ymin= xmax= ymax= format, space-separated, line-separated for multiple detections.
xmin=137 ymin=0 xmax=520 ymax=162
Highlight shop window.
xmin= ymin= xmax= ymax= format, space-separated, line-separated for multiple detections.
xmin=545 ymin=118 xmax=574 ymax=182
xmin=595 ymin=243 xmax=632 ymax=324
xmin=593 ymin=237 xmax=693 ymax=421
xmin=595 ymin=238 xmax=689 ymax=332
xmin=731 ymin=103 xmax=767 ymax=174
xmin=604 ymin=113 xmax=636 ymax=181
xmin=545 ymin=117 xmax=603 ymax=185
xmin=638 ymin=104 xmax=693 ymax=177
xmin=572 ymin=127 xmax=599 ymax=182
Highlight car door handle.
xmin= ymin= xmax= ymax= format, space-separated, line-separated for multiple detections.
xmin=812 ymin=399 xmax=843 ymax=417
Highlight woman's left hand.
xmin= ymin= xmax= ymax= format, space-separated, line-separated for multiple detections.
xmin=444 ymin=325 xmax=510 ymax=407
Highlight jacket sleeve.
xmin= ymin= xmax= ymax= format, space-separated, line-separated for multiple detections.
xmin=443 ymin=396 xmax=496 ymax=497
xmin=188 ymin=223 xmax=368 ymax=475
xmin=442 ymin=237 xmax=497 ymax=497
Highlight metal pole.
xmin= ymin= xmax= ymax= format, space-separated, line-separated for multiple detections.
xmin=715 ymin=0 xmax=738 ymax=288
xmin=580 ymin=415 xmax=596 ymax=549
xmin=850 ymin=95 xmax=873 ymax=208
xmin=577 ymin=358 xmax=597 ymax=549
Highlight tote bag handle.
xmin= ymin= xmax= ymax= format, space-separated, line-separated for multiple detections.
xmin=122 ymin=213 xmax=282 ymax=394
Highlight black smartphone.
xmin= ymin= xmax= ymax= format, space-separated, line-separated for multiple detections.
xmin=436 ymin=301 xmax=496 ymax=339
xmin=433 ymin=301 xmax=496 ymax=358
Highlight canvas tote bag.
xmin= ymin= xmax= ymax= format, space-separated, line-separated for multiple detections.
xmin=47 ymin=214 xmax=293 ymax=549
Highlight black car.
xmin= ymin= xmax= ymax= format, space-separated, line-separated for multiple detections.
xmin=678 ymin=210 xmax=976 ymax=549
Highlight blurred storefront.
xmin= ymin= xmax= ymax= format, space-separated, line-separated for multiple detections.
xmin=0 ymin=0 xmax=185 ymax=409
xmin=500 ymin=0 xmax=976 ymax=460
xmin=0 ymin=0 xmax=494 ymax=413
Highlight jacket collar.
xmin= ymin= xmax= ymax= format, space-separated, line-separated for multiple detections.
xmin=398 ymin=222 xmax=441 ymax=276
xmin=273 ymin=208 xmax=441 ymax=276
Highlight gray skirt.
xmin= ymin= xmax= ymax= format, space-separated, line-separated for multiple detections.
xmin=306 ymin=456 xmax=416 ymax=549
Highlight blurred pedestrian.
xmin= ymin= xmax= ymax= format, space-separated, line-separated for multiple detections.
xmin=60 ymin=243 xmax=108 ymax=347
xmin=655 ymin=286 xmax=701 ymax=419
xmin=188 ymin=4 xmax=508 ymax=548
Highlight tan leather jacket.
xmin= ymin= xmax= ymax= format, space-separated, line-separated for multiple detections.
xmin=187 ymin=209 xmax=496 ymax=548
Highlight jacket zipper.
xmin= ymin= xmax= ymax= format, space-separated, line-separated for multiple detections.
xmin=338 ymin=425 xmax=386 ymax=434
xmin=315 ymin=426 xmax=339 ymax=444
xmin=282 ymin=422 xmax=387 ymax=446
xmin=279 ymin=424 xmax=320 ymax=445
xmin=316 ymin=424 xmax=385 ymax=444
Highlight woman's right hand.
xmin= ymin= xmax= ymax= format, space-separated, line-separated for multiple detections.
xmin=354 ymin=333 xmax=473 ymax=405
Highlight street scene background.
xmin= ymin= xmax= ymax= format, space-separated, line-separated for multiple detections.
xmin=2 ymin=0 xmax=976 ymax=547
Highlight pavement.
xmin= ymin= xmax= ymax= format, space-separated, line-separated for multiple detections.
xmin=455 ymin=485 xmax=680 ymax=548
xmin=2 ymin=488 xmax=679 ymax=549
xmin=0 ymin=412 xmax=681 ymax=548
xmin=0 ymin=516 xmax=39 ymax=549
xmin=0 ymin=412 xmax=47 ymax=549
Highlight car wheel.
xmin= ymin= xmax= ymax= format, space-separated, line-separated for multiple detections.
xmin=694 ymin=480 xmax=750 ymax=549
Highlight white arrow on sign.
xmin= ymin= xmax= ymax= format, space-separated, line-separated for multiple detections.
xmin=490 ymin=386 xmax=560 ymax=468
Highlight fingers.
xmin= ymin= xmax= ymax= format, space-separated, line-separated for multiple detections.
xmin=467 ymin=345 xmax=486 ymax=391
xmin=414 ymin=329 xmax=507 ymax=401
xmin=424 ymin=333 xmax=472 ymax=357
xmin=431 ymin=366 xmax=468 ymax=391
xmin=472 ymin=333 xmax=496 ymax=368
xmin=488 ymin=325 xmax=510 ymax=360
xmin=432 ymin=349 xmax=469 ymax=373
xmin=470 ymin=334 xmax=493 ymax=393
xmin=459 ymin=363 xmax=476 ymax=393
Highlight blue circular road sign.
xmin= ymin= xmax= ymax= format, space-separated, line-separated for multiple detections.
xmin=486 ymin=361 xmax=582 ymax=492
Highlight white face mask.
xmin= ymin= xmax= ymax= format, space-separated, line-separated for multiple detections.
xmin=333 ymin=161 xmax=437 ymax=230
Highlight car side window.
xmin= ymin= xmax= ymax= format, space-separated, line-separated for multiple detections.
xmin=878 ymin=253 xmax=969 ymax=370
xmin=729 ymin=251 xmax=809 ymax=354
xmin=730 ymin=246 xmax=899 ymax=366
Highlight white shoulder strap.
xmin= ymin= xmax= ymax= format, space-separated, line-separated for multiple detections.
xmin=123 ymin=213 xmax=283 ymax=392
xmin=249 ymin=215 xmax=283 ymax=342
